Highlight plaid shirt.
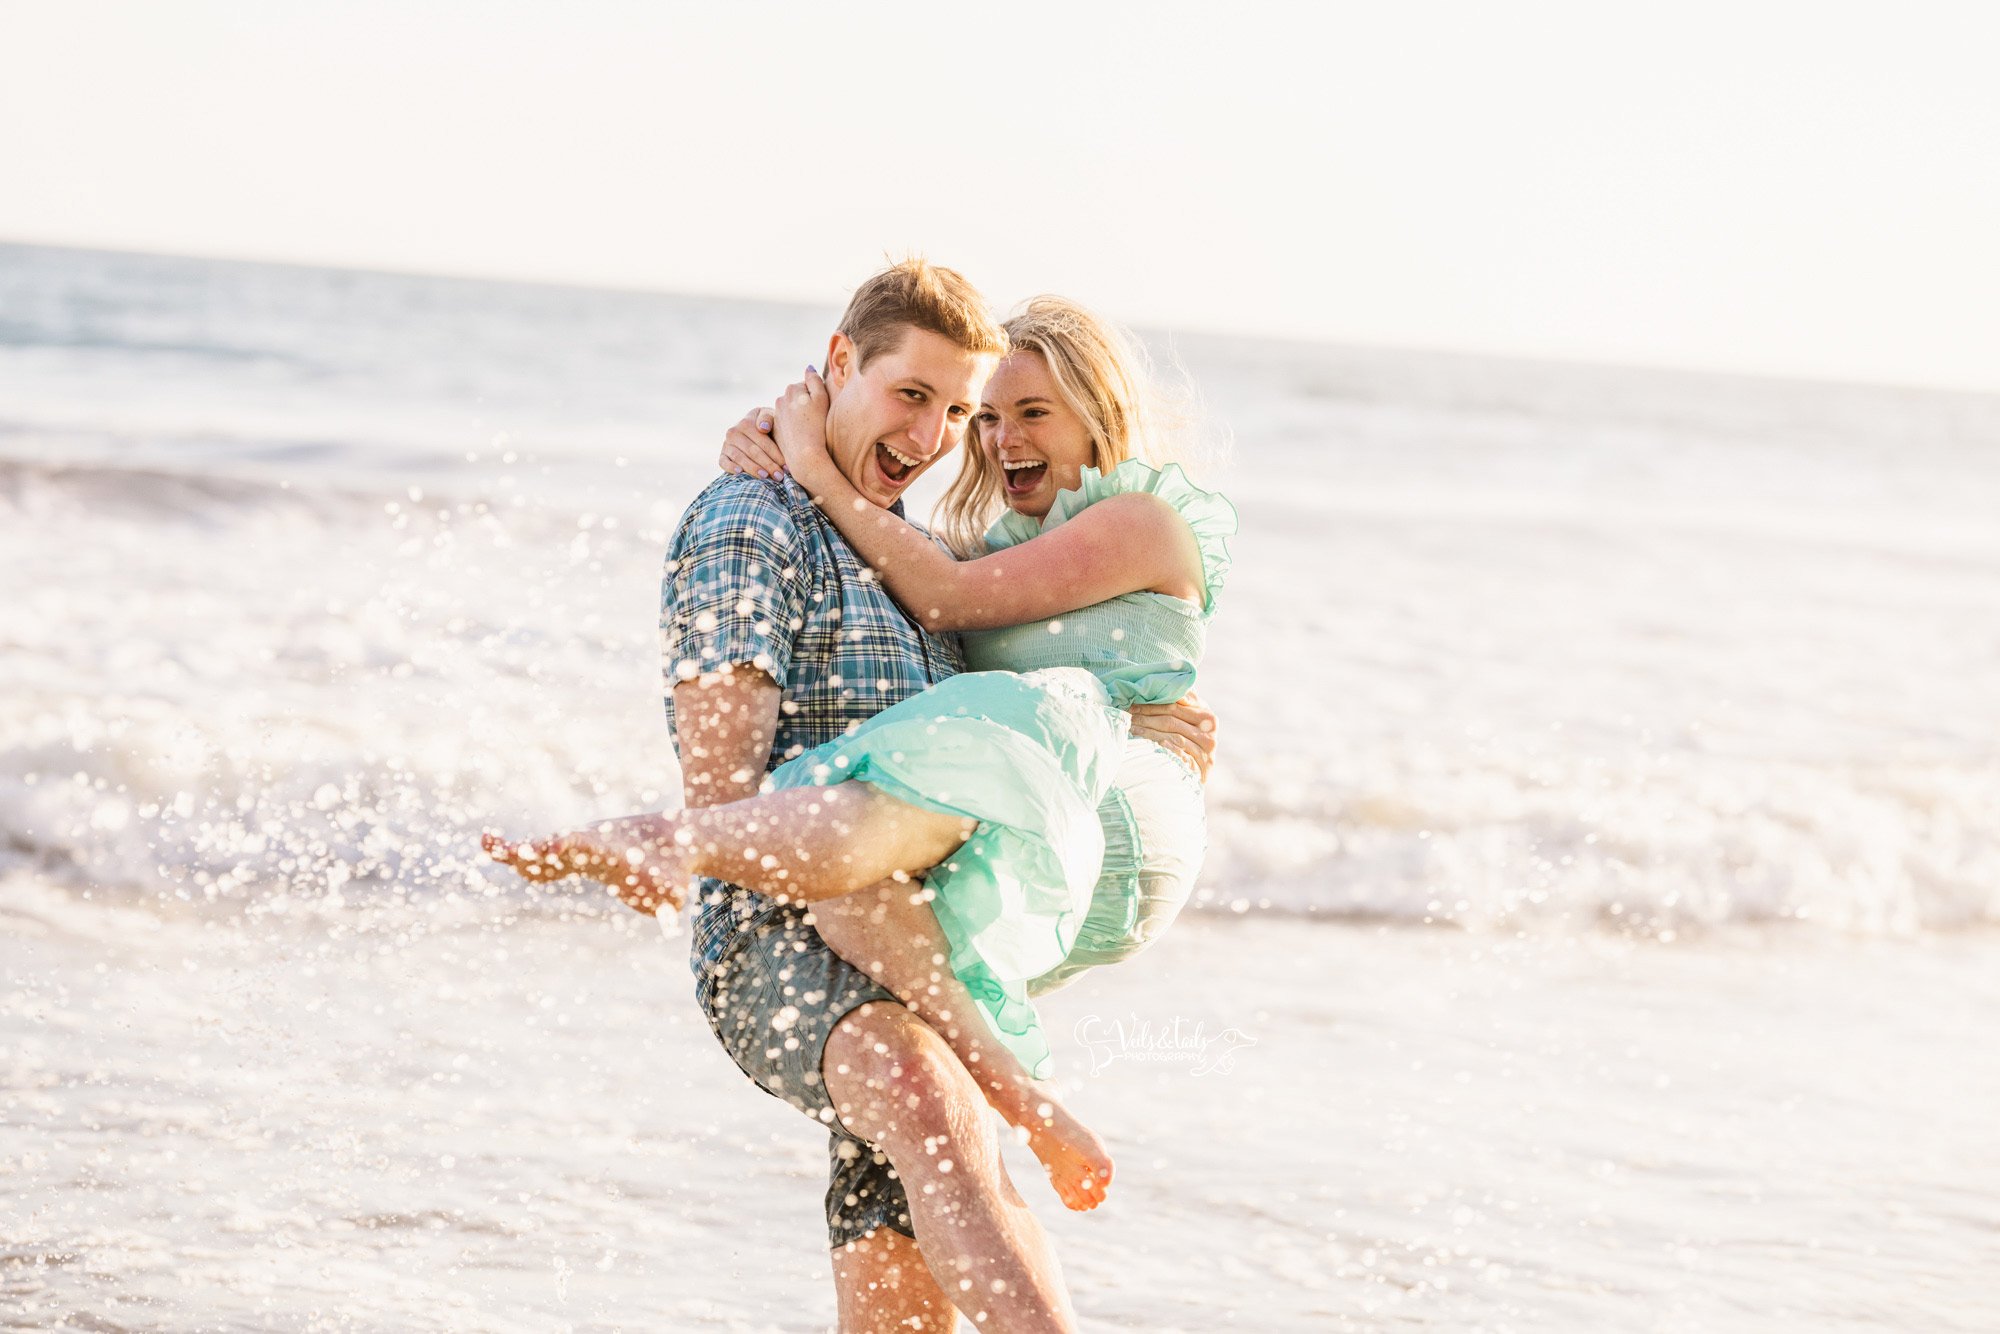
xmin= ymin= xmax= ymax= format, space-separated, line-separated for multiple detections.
xmin=660 ymin=473 xmax=964 ymax=1002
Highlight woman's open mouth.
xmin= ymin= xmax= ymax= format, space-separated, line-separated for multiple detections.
xmin=1002 ymin=458 xmax=1048 ymax=498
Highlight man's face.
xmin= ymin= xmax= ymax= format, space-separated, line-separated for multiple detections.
xmin=822 ymin=326 xmax=995 ymax=509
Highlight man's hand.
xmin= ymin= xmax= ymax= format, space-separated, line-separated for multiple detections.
xmin=1129 ymin=691 xmax=1219 ymax=781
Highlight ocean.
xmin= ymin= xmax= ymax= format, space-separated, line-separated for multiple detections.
xmin=3 ymin=242 xmax=1996 ymax=1331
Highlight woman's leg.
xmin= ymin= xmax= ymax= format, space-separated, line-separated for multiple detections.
xmin=484 ymin=784 xmax=1115 ymax=1209
xmin=482 ymin=788 xmax=1112 ymax=1216
xmin=812 ymin=878 xmax=1113 ymax=1213
xmin=483 ymin=781 xmax=973 ymax=913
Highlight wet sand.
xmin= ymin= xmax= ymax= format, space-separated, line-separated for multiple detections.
xmin=5 ymin=882 xmax=1995 ymax=1332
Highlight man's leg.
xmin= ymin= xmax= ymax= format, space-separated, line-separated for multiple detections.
xmin=830 ymin=1155 xmax=1052 ymax=1334
xmin=693 ymin=906 xmax=1072 ymax=1331
xmin=830 ymin=1227 xmax=955 ymax=1333
xmin=823 ymin=1000 xmax=1077 ymax=1332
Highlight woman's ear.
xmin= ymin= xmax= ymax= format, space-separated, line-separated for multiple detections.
xmin=823 ymin=331 xmax=857 ymax=392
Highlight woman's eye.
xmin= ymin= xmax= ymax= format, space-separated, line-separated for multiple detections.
xmin=1024 ymin=409 xmax=1047 ymax=419
xmin=973 ymin=411 xmax=997 ymax=424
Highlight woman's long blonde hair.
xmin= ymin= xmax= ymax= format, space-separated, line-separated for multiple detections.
xmin=935 ymin=295 xmax=1174 ymax=558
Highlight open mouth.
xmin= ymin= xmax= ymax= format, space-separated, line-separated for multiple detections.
xmin=874 ymin=441 xmax=922 ymax=488
xmin=1002 ymin=458 xmax=1048 ymax=498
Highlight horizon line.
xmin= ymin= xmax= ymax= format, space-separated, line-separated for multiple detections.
xmin=5 ymin=233 xmax=1994 ymax=405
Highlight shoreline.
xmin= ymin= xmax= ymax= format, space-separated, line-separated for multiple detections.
xmin=4 ymin=884 xmax=1995 ymax=1331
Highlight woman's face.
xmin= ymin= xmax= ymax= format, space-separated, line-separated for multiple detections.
xmin=973 ymin=350 xmax=1097 ymax=518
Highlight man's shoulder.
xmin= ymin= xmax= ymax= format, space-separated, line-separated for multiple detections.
xmin=672 ymin=474 xmax=811 ymax=549
xmin=684 ymin=471 xmax=796 ymax=521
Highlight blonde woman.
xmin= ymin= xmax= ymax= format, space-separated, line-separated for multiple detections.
xmin=487 ymin=298 xmax=1233 ymax=1212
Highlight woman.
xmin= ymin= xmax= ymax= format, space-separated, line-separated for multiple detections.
xmin=486 ymin=297 xmax=1233 ymax=1210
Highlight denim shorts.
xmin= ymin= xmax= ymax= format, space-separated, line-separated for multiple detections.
xmin=696 ymin=901 xmax=916 ymax=1249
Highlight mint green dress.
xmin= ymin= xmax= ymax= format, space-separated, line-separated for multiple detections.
xmin=767 ymin=461 xmax=1236 ymax=1077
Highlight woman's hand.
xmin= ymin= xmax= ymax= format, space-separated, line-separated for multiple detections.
xmin=772 ymin=368 xmax=836 ymax=487
xmin=721 ymin=406 xmax=784 ymax=478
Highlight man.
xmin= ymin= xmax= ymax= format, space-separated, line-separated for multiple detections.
xmin=661 ymin=259 xmax=1212 ymax=1331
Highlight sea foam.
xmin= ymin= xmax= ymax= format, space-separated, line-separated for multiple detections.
xmin=4 ymin=242 xmax=1996 ymax=937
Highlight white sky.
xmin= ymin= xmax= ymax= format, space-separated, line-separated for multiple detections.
xmin=3 ymin=0 xmax=1997 ymax=391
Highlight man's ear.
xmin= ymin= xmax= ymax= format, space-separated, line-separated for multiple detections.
xmin=823 ymin=331 xmax=857 ymax=393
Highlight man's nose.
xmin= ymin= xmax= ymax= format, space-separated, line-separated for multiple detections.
xmin=904 ymin=404 xmax=950 ymax=456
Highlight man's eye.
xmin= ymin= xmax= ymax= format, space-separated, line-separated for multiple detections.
xmin=947 ymin=406 xmax=969 ymax=419
xmin=901 ymin=388 xmax=925 ymax=402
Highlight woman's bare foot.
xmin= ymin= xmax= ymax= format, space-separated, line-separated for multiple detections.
xmin=1008 ymin=1088 xmax=1114 ymax=1211
xmin=480 ymin=821 xmax=688 ymax=915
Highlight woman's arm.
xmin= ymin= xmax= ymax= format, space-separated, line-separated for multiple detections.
xmin=774 ymin=373 xmax=1203 ymax=632
xmin=720 ymin=406 xmax=785 ymax=478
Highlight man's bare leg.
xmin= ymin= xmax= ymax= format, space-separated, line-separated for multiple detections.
xmin=814 ymin=882 xmax=1112 ymax=1212
xmin=830 ymin=1161 xmax=1054 ymax=1333
xmin=823 ymin=1001 xmax=1077 ymax=1332
xmin=831 ymin=1227 xmax=956 ymax=1333
xmin=832 ymin=1158 xmax=1061 ymax=1333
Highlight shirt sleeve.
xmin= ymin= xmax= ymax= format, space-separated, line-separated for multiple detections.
xmin=660 ymin=483 xmax=812 ymax=690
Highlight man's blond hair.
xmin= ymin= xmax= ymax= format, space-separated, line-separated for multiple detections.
xmin=837 ymin=258 xmax=1008 ymax=368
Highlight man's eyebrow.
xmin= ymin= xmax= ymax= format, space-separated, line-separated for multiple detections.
xmin=905 ymin=376 xmax=979 ymax=412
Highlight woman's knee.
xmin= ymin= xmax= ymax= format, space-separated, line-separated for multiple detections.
xmin=852 ymin=786 xmax=976 ymax=870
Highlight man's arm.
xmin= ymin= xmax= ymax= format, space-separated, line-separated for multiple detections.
xmin=672 ymin=665 xmax=782 ymax=809
xmin=658 ymin=477 xmax=809 ymax=808
xmin=667 ymin=664 xmax=786 ymax=903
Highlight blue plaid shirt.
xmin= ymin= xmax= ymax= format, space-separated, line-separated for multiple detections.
xmin=660 ymin=473 xmax=964 ymax=1002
